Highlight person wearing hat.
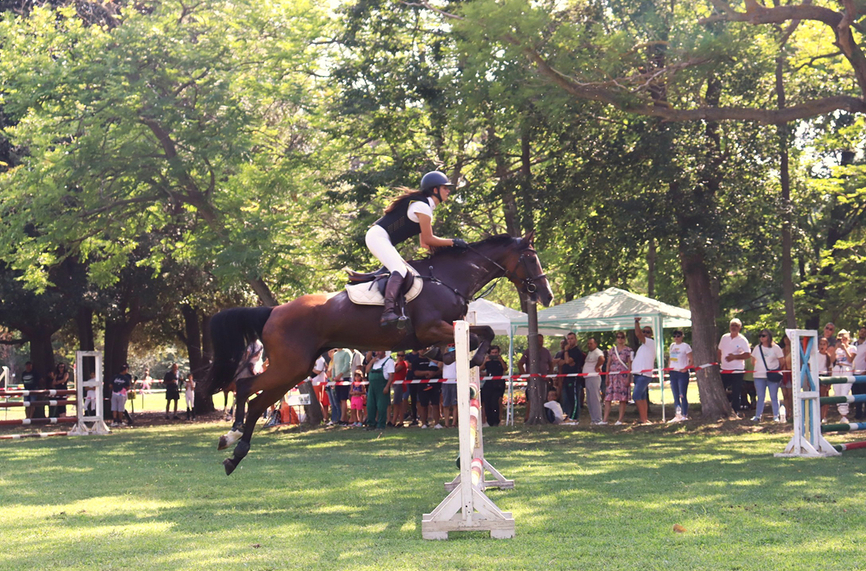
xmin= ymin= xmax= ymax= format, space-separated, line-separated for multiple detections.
xmin=110 ymin=364 xmax=132 ymax=427
xmin=365 ymin=170 xmax=468 ymax=327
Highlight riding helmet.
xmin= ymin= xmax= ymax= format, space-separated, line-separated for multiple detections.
xmin=420 ymin=171 xmax=454 ymax=195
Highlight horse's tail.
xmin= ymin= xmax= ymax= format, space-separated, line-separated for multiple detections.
xmin=204 ymin=306 xmax=274 ymax=395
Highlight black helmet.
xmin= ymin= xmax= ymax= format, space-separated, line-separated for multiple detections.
xmin=420 ymin=171 xmax=453 ymax=195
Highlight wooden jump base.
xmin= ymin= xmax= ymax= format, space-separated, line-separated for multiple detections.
xmin=421 ymin=320 xmax=515 ymax=540
xmin=0 ymin=351 xmax=109 ymax=440
xmin=777 ymin=330 xmax=866 ymax=458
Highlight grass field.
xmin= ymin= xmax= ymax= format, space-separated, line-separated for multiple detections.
xmin=1 ymin=417 xmax=865 ymax=571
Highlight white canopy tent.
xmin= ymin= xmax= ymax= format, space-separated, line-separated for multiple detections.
xmin=509 ymin=287 xmax=693 ymax=423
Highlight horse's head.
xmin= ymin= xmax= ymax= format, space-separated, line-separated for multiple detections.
xmin=502 ymin=231 xmax=554 ymax=307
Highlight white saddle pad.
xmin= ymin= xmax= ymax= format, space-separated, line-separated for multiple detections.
xmin=345 ymin=267 xmax=423 ymax=306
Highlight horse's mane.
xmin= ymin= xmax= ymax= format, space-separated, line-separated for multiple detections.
xmin=412 ymin=234 xmax=521 ymax=263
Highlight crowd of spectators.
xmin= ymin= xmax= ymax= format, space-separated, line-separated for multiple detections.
xmin=8 ymin=318 xmax=864 ymax=430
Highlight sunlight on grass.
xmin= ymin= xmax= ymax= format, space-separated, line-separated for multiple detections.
xmin=0 ymin=421 xmax=864 ymax=570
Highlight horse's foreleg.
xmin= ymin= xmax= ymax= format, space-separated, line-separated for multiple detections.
xmin=468 ymin=325 xmax=495 ymax=367
xmin=218 ymin=378 xmax=251 ymax=451
xmin=223 ymin=385 xmax=285 ymax=476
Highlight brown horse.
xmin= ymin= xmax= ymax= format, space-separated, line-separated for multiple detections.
xmin=206 ymin=232 xmax=553 ymax=475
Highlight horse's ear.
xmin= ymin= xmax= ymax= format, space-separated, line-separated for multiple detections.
xmin=523 ymin=230 xmax=536 ymax=246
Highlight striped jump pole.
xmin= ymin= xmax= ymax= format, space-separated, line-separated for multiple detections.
xmin=0 ymin=431 xmax=69 ymax=440
xmin=0 ymin=417 xmax=78 ymax=426
xmin=777 ymin=331 xmax=866 ymax=457
xmin=0 ymin=400 xmax=77 ymax=408
xmin=422 ymin=320 xmax=515 ymax=540
xmin=0 ymin=389 xmax=77 ymax=397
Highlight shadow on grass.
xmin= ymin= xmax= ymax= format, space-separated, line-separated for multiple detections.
xmin=1 ymin=422 xmax=865 ymax=570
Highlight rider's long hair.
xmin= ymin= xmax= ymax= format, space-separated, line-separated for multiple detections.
xmin=384 ymin=187 xmax=429 ymax=214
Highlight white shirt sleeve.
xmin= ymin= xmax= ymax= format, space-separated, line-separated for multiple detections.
xmin=407 ymin=198 xmax=435 ymax=223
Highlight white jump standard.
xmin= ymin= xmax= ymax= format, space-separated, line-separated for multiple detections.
xmin=421 ymin=320 xmax=515 ymax=539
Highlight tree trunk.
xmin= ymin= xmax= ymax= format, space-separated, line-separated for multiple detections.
xmin=523 ymin=299 xmax=548 ymax=424
xmin=680 ymin=250 xmax=733 ymax=418
xmin=647 ymin=238 xmax=657 ymax=299
xmin=25 ymin=328 xmax=55 ymax=384
xmin=297 ymin=380 xmax=323 ymax=426
xmin=776 ymin=52 xmax=796 ymax=329
xmin=103 ymin=319 xmax=135 ymax=384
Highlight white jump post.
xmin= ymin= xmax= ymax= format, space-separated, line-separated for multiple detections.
xmin=776 ymin=329 xmax=838 ymax=457
xmin=68 ymin=351 xmax=110 ymax=436
xmin=421 ymin=320 xmax=515 ymax=540
xmin=1 ymin=366 xmax=9 ymax=389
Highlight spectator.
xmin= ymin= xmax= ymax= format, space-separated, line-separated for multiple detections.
xmin=388 ymin=352 xmax=408 ymax=427
xmin=818 ymin=336 xmax=834 ymax=420
xmin=51 ymin=363 xmax=70 ymax=418
xmin=750 ymin=329 xmax=784 ymax=423
xmin=667 ymin=331 xmax=693 ymax=422
xmin=110 ymin=364 xmax=132 ymax=427
xmin=852 ymin=326 xmax=866 ymax=420
xmin=349 ymin=370 xmax=366 ymax=427
xmin=632 ymin=318 xmax=656 ymax=425
xmin=404 ymin=349 xmax=423 ymax=425
xmin=559 ymin=332 xmax=585 ymax=421
xmin=310 ymin=351 xmax=330 ymax=424
xmin=84 ymin=371 xmax=98 ymax=416
xmin=823 ymin=322 xmax=837 ymax=348
xmin=40 ymin=371 xmax=54 ymax=419
xmin=584 ymin=337 xmax=605 ymax=425
xmin=518 ymin=335 xmax=554 ymax=423
xmin=21 ymin=362 xmax=40 ymax=420
xmin=414 ymin=354 xmax=443 ymax=429
xmin=365 ymin=351 xmax=394 ymax=430
xmin=543 ymin=388 xmax=565 ymax=424
xmin=139 ymin=367 xmax=153 ymax=393
xmin=440 ymin=346 xmax=458 ymax=428
xmin=551 ymin=338 xmax=568 ymax=399
xmin=481 ymin=345 xmax=507 ymax=427
xmin=603 ymin=331 xmax=632 ymax=425
xmin=164 ymin=363 xmax=181 ymax=420
xmin=779 ymin=335 xmax=793 ymax=420
xmin=717 ymin=318 xmax=751 ymax=416
xmin=833 ymin=329 xmax=856 ymax=423
xmin=184 ymin=372 xmax=196 ymax=420
xmin=332 ymin=348 xmax=354 ymax=424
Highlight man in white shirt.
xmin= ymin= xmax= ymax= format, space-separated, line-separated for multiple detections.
xmin=717 ymin=318 xmax=751 ymax=416
xmin=632 ymin=318 xmax=656 ymax=424
xmin=583 ymin=338 xmax=606 ymax=425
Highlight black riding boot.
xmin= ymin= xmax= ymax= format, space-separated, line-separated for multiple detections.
xmin=380 ymin=272 xmax=407 ymax=327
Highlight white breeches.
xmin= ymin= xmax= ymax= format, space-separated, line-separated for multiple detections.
xmin=365 ymin=225 xmax=409 ymax=277
xmin=185 ymin=390 xmax=195 ymax=409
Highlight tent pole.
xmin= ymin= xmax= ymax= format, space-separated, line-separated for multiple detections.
xmin=655 ymin=314 xmax=665 ymax=423
xmin=508 ymin=326 xmax=514 ymax=426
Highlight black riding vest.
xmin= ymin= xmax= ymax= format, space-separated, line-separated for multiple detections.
xmin=374 ymin=198 xmax=431 ymax=245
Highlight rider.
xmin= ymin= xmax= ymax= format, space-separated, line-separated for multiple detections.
xmin=365 ymin=170 xmax=468 ymax=326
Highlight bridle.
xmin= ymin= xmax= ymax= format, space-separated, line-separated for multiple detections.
xmin=467 ymin=244 xmax=548 ymax=298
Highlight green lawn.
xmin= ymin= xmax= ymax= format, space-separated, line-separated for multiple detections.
xmin=0 ymin=420 xmax=864 ymax=571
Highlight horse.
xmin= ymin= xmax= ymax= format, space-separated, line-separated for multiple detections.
xmin=205 ymin=232 xmax=554 ymax=475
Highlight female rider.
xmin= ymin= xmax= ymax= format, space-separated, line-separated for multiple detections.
xmin=365 ymin=171 xmax=467 ymax=327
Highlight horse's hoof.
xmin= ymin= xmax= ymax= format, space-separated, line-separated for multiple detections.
xmin=223 ymin=458 xmax=237 ymax=476
xmin=218 ymin=435 xmax=228 ymax=450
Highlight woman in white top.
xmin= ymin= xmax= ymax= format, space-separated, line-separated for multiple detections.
xmin=833 ymin=329 xmax=857 ymax=423
xmin=750 ymin=329 xmax=784 ymax=422
xmin=667 ymin=331 xmax=693 ymax=422
xmin=365 ymin=171 xmax=466 ymax=327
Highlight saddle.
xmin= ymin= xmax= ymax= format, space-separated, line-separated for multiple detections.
xmin=344 ymin=266 xmax=423 ymax=306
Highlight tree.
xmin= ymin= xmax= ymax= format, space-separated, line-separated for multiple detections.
xmin=0 ymin=0 xmax=333 ymax=305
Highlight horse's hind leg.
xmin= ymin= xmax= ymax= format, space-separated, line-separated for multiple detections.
xmin=223 ymin=385 xmax=285 ymax=476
